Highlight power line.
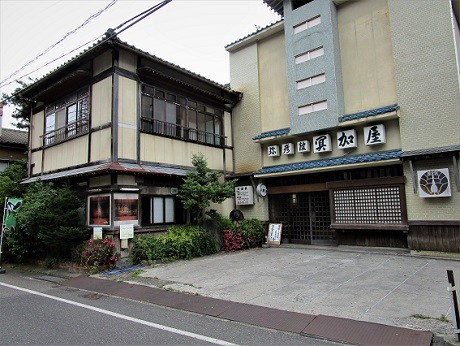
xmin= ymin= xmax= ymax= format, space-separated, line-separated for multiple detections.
xmin=0 ymin=0 xmax=118 ymax=87
xmin=0 ymin=0 xmax=172 ymax=104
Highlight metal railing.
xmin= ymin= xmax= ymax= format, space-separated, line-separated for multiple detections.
xmin=41 ymin=118 xmax=89 ymax=146
xmin=140 ymin=117 xmax=226 ymax=147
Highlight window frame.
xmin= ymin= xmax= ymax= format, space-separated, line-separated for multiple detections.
xmin=42 ymin=87 xmax=90 ymax=146
xmin=140 ymin=84 xmax=225 ymax=147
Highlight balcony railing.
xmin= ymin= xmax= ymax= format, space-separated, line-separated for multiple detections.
xmin=141 ymin=117 xmax=226 ymax=147
xmin=41 ymin=118 xmax=89 ymax=146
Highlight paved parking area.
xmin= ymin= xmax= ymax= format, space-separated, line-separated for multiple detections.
xmin=138 ymin=246 xmax=460 ymax=342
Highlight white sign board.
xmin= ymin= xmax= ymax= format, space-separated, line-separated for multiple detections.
xmin=337 ymin=129 xmax=357 ymax=149
xmin=313 ymin=134 xmax=332 ymax=153
xmin=268 ymin=145 xmax=280 ymax=157
xmin=235 ymin=186 xmax=254 ymax=205
xmin=268 ymin=223 xmax=282 ymax=245
xmin=364 ymin=124 xmax=386 ymax=146
xmin=281 ymin=143 xmax=294 ymax=155
xmin=297 ymin=140 xmax=310 ymax=153
xmin=93 ymin=227 xmax=103 ymax=240
xmin=119 ymin=224 xmax=134 ymax=239
xmin=417 ymin=168 xmax=452 ymax=198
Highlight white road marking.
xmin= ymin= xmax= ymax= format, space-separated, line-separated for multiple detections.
xmin=0 ymin=282 xmax=236 ymax=346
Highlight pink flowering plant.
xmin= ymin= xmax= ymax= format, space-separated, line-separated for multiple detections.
xmin=223 ymin=229 xmax=243 ymax=252
xmin=81 ymin=237 xmax=118 ymax=273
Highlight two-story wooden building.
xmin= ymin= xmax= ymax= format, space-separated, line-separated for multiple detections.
xmin=20 ymin=34 xmax=239 ymax=245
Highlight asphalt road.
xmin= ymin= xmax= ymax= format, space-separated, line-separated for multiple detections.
xmin=0 ymin=271 xmax=340 ymax=345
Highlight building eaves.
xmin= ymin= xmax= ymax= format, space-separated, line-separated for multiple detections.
xmin=20 ymin=34 xmax=239 ymax=100
xmin=225 ymin=19 xmax=284 ymax=51
xmin=254 ymin=149 xmax=402 ymax=175
xmin=252 ymin=127 xmax=290 ymax=140
xmin=401 ymin=145 xmax=460 ymax=158
xmin=0 ymin=128 xmax=28 ymax=146
xmin=339 ymin=104 xmax=399 ymax=123
xmin=262 ymin=0 xmax=284 ymax=16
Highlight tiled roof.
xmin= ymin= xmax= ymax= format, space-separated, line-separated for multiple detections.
xmin=225 ymin=19 xmax=284 ymax=49
xmin=338 ymin=104 xmax=399 ymax=123
xmin=0 ymin=128 xmax=28 ymax=146
xmin=401 ymin=145 xmax=460 ymax=158
xmin=21 ymin=34 xmax=237 ymax=98
xmin=253 ymin=127 xmax=290 ymax=140
xmin=254 ymin=149 xmax=402 ymax=175
xmin=22 ymin=161 xmax=189 ymax=184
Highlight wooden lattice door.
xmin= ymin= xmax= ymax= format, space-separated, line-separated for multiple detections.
xmin=269 ymin=191 xmax=335 ymax=245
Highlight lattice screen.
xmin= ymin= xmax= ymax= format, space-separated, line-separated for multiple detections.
xmin=333 ymin=186 xmax=402 ymax=224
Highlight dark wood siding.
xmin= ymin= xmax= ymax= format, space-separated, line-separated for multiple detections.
xmin=408 ymin=222 xmax=460 ymax=253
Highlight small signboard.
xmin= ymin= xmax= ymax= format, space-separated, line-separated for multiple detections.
xmin=235 ymin=186 xmax=254 ymax=205
xmin=119 ymin=224 xmax=134 ymax=239
xmin=268 ymin=223 xmax=282 ymax=245
xmin=93 ymin=227 xmax=103 ymax=240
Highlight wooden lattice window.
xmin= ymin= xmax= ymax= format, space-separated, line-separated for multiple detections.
xmin=328 ymin=177 xmax=408 ymax=231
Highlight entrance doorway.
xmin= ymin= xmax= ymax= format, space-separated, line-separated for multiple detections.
xmin=269 ymin=191 xmax=335 ymax=245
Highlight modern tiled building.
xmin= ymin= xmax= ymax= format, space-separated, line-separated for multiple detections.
xmin=226 ymin=0 xmax=460 ymax=251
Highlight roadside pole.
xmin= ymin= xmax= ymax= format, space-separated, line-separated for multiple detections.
xmin=447 ymin=270 xmax=460 ymax=342
xmin=0 ymin=197 xmax=7 ymax=274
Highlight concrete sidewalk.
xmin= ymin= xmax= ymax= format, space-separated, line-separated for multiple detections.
xmin=63 ymin=275 xmax=432 ymax=345
xmin=122 ymin=246 xmax=459 ymax=344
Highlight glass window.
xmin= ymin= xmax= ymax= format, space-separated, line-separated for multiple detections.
xmin=142 ymin=95 xmax=153 ymax=118
xmin=165 ymin=102 xmax=176 ymax=124
xmin=154 ymin=99 xmax=166 ymax=122
xmin=45 ymin=113 xmax=55 ymax=145
xmin=114 ymin=193 xmax=139 ymax=225
xmin=67 ymin=103 xmax=77 ymax=136
xmin=155 ymin=90 xmax=165 ymax=99
xmin=309 ymin=46 xmax=324 ymax=59
xmin=153 ymin=197 xmax=164 ymax=224
xmin=165 ymin=197 xmax=175 ymax=223
xmin=88 ymin=195 xmax=111 ymax=226
xmin=77 ymin=98 xmax=88 ymax=120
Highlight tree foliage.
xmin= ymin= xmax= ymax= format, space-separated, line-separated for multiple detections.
xmin=8 ymin=181 xmax=87 ymax=260
xmin=1 ymin=80 xmax=34 ymax=129
xmin=0 ymin=159 xmax=27 ymax=206
xmin=178 ymin=153 xmax=237 ymax=224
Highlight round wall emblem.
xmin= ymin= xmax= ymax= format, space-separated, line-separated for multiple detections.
xmin=419 ymin=170 xmax=449 ymax=196
xmin=256 ymin=183 xmax=267 ymax=197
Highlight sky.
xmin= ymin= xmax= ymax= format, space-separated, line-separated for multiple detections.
xmin=0 ymin=0 xmax=281 ymax=129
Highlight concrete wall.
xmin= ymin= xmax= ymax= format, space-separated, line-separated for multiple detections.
xmin=118 ymin=76 xmax=137 ymax=160
xmin=90 ymin=128 xmax=111 ymax=162
xmin=258 ymin=31 xmax=290 ymax=133
xmin=230 ymin=43 xmax=263 ymax=174
xmin=140 ymin=134 xmax=229 ymax=172
xmin=43 ymin=135 xmax=88 ymax=172
xmin=91 ymin=77 xmax=112 ymax=128
xmin=404 ymin=158 xmax=460 ymax=221
xmin=388 ymin=0 xmax=460 ymax=151
xmin=337 ymin=0 xmax=397 ymax=114
xmin=30 ymin=110 xmax=44 ymax=149
xmin=283 ymin=0 xmax=344 ymax=134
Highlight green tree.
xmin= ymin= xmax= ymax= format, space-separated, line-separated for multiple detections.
xmin=9 ymin=181 xmax=87 ymax=260
xmin=178 ymin=153 xmax=237 ymax=225
xmin=1 ymin=80 xmax=33 ymax=129
xmin=0 ymin=159 xmax=27 ymax=206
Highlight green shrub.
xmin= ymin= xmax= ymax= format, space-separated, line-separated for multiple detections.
xmin=81 ymin=237 xmax=118 ymax=273
xmin=9 ymin=181 xmax=86 ymax=261
xmin=132 ymin=226 xmax=217 ymax=263
xmin=238 ymin=218 xmax=266 ymax=248
xmin=206 ymin=209 xmax=234 ymax=231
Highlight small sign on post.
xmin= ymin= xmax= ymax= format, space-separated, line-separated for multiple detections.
xmin=120 ymin=224 xmax=134 ymax=239
xmin=93 ymin=227 xmax=103 ymax=240
xmin=268 ymin=223 xmax=282 ymax=245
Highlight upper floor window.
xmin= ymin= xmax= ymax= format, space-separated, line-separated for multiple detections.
xmin=44 ymin=88 xmax=89 ymax=145
xmin=140 ymin=85 xmax=225 ymax=147
xmin=293 ymin=16 xmax=321 ymax=34
xmin=298 ymin=100 xmax=328 ymax=115
xmin=296 ymin=73 xmax=326 ymax=90
xmin=295 ymin=46 xmax=324 ymax=64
